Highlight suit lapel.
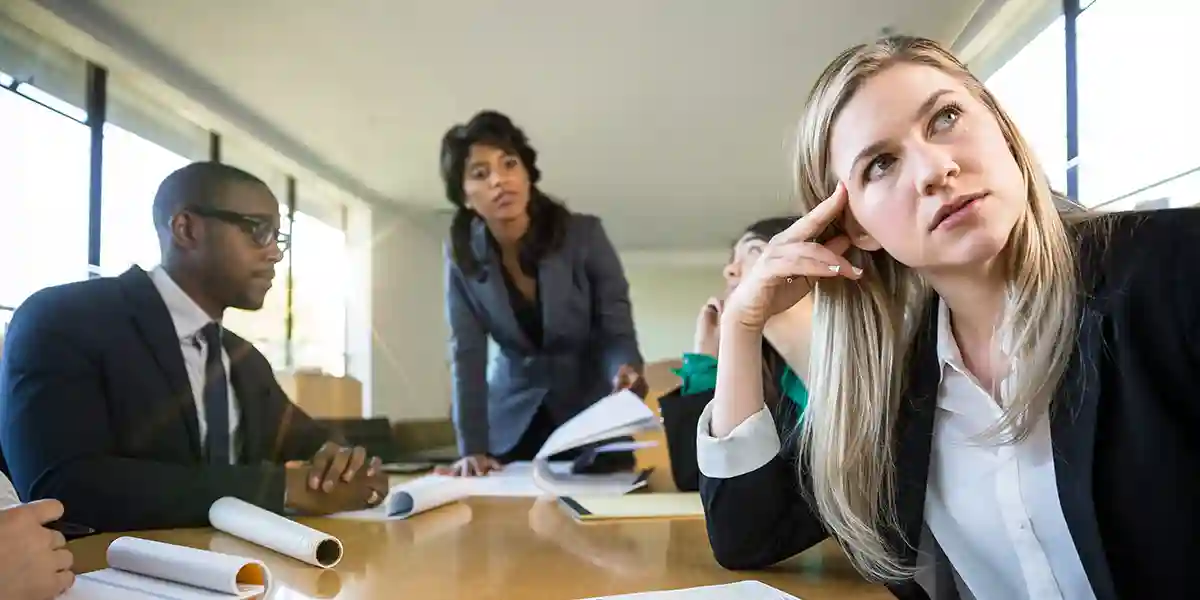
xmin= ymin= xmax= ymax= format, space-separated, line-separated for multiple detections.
xmin=117 ymin=267 xmax=201 ymax=459
xmin=469 ymin=219 xmax=534 ymax=351
xmin=537 ymin=249 xmax=571 ymax=350
xmin=890 ymin=299 xmax=941 ymax=568
xmin=1049 ymin=233 xmax=1117 ymax=599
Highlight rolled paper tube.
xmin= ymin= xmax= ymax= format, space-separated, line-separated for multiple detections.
xmin=209 ymin=497 xmax=344 ymax=568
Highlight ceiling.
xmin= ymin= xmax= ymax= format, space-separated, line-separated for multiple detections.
xmin=47 ymin=0 xmax=986 ymax=252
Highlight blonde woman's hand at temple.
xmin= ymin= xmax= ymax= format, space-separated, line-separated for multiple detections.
xmin=722 ymin=182 xmax=860 ymax=332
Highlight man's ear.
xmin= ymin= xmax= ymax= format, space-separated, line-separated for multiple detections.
xmin=170 ymin=212 xmax=201 ymax=250
xmin=842 ymin=209 xmax=883 ymax=252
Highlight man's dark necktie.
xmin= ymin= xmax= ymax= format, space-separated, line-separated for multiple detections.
xmin=201 ymin=322 xmax=230 ymax=465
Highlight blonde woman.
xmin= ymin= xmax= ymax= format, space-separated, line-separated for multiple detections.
xmin=698 ymin=35 xmax=1199 ymax=600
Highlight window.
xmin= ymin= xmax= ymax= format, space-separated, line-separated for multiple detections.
xmin=222 ymin=204 xmax=292 ymax=370
xmin=220 ymin=140 xmax=293 ymax=368
xmin=100 ymin=75 xmax=209 ymax=275
xmin=99 ymin=126 xmax=191 ymax=274
xmin=0 ymin=86 xmax=90 ymax=309
xmin=291 ymin=210 xmax=349 ymax=376
xmin=985 ymin=15 xmax=1068 ymax=194
xmin=1075 ymin=0 xmax=1200 ymax=208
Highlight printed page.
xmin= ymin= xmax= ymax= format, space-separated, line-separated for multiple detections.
xmin=582 ymin=580 xmax=800 ymax=599
xmin=537 ymin=390 xmax=660 ymax=458
xmin=209 ymin=497 xmax=343 ymax=568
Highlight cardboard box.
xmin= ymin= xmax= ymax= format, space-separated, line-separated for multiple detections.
xmin=277 ymin=370 xmax=363 ymax=419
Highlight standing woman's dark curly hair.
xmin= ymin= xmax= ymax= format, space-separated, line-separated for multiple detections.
xmin=440 ymin=110 xmax=571 ymax=276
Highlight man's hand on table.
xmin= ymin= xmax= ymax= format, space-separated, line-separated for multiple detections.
xmin=284 ymin=442 xmax=389 ymax=514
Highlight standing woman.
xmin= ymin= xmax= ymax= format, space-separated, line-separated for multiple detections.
xmin=699 ymin=35 xmax=1200 ymax=599
xmin=438 ymin=110 xmax=646 ymax=477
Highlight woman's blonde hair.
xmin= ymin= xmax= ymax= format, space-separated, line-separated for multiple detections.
xmin=793 ymin=36 xmax=1081 ymax=581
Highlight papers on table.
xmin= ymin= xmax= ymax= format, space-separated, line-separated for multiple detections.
xmin=333 ymin=390 xmax=661 ymax=520
xmin=581 ymin=580 xmax=800 ymax=599
xmin=60 ymin=537 xmax=269 ymax=600
xmin=330 ymin=461 xmax=572 ymax=521
xmin=532 ymin=390 xmax=660 ymax=497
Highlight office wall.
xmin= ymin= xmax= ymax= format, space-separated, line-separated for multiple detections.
xmin=367 ymin=206 xmax=453 ymax=422
xmin=625 ymin=266 xmax=723 ymax=363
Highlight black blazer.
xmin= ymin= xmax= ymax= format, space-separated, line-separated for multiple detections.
xmin=0 ymin=267 xmax=332 ymax=532
xmin=700 ymin=209 xmax=1200 ymax=599
xmin=660 ymin=345 xmax=799 ymax=492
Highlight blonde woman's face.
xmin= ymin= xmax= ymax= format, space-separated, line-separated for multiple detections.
xmin=828 ymin=63 xmax=1025 ymax=273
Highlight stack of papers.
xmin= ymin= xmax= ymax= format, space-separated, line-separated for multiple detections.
xmin=531 ymin=389 xmax=660 ymax=497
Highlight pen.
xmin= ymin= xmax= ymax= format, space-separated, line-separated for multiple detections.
xmin=46 ymin=520 xmax=96 ymax=540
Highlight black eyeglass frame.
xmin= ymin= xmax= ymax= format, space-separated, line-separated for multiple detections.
xmin=184 ymin=206 xmax=290 ymax=252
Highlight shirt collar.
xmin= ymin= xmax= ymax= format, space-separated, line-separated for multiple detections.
xmin=149 ymin=265 xmax=216 ymax=342
xmin=933 ymin=294 xmax=1017 ymax=415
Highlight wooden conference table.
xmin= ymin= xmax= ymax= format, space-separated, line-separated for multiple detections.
xmin=68 ymin=405 xmax=889 ymax=599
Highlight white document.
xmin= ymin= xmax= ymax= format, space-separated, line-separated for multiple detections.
xmin=330 ymin=462 xmax=577 ymax=521
xmin=536 ymin=390 xmax=659 ymax=459
xmin=582 ymin=580 xmax=800 ymax=599
xmin=533 ymin=390 xmax=659 ymax=496
xmin=208 ymin=497 xmax=343 ymax=568
xmin=60 ymin=537 xmax=269 ymax=600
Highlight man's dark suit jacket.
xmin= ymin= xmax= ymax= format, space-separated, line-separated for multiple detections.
xmin=0 ymin=267 xmax=332 ymax=532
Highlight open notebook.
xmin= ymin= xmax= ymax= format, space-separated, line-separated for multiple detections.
xmin=60 ymin=537 xmax=269 ymax=600
xmin=583 ymin=580 xmax=800 ymax=599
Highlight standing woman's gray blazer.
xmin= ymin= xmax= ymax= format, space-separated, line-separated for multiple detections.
xmin=443 ymin=213 xmax=644 ymax=457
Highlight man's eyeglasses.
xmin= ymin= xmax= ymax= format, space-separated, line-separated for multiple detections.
xmin=185 ymin=206 xmax=290 ymax=252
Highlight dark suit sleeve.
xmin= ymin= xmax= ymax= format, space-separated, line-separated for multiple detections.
xmin=0 ymin=299 xmax=289 ymax=532
xmin=236 ymin=345 xmax=334 ymax=462
xmin=582 ymin=217 xmax=644 ymax=383
xmin=444 ymin=250 xmax=490 ymax=457
xmin=696 ymin=401 xmax=827 ymax=570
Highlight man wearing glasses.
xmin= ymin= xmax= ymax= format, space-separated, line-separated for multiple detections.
xmin=0 ymin=162 xmax=387 ymax=532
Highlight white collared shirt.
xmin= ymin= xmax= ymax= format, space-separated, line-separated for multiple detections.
xmin=0 ymin=472 xmax=19 ymax=508
xmin=695 ymin=298 xmax=1096 ymax=600
xmin=149 ymin=266 xmax=240 ymax=464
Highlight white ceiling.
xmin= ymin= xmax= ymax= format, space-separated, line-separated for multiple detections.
xmin=50 ymin=0 xmax=986 ymax=252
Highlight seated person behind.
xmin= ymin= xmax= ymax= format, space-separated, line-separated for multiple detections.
xmin=660 ymin=217 xmax=812 ymax=491
xmin=0 ymin=162 xmax=388 ymax=532
xmin=0 ymin=472 xmax=74 ymax=600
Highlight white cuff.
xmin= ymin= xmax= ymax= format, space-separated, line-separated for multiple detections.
xmin=0 ymin=473 xmax=19 ymax=508
xmin=695 ymin=401 xmax=781 ymax=479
